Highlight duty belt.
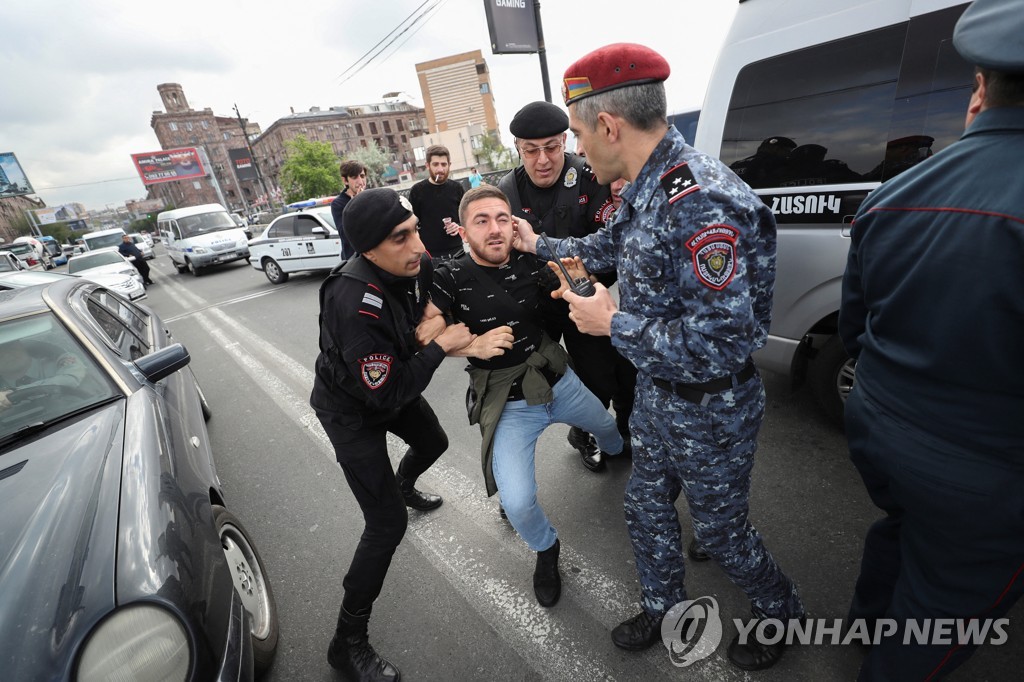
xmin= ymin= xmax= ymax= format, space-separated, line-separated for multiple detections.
xmin=652 ymin=360 xmax=757 ymax=406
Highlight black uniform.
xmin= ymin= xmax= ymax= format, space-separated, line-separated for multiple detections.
xmin=117 ymin=240 xmax=153 ymax=284
xmin=408 ymin=179 xmax=464 ymax=259
xmin=498 ymin=155 xmax=636 ymax=439
xmin=310 ymin=253 xmax=446 ymax=614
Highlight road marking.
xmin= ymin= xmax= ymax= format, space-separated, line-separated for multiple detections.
xmin=163 ymin=286 xmax=288 ymax=323
xmin=157 ymin=278 xmax=734 ymax=680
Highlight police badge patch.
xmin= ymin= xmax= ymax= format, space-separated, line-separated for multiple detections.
xmin=359 ymin=353 xmax=393 ymax=389
xmin=564 ymin=166 xmax=578 ymax=188
xmin=687 ymin=224 xmax=739 ymax=290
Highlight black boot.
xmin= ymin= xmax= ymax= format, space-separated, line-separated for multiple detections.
xmin=533 ymin=538 xmax=561 ymax=607
xmin=687 ymin=537 xmax=710 ymax=562
xmin=727 ymin=615 xmax=803 ymax=671
xmin=567 ymin=427 xmax=605 ymax=472
xmin=327 ymin=606 xmax=401 ymax=681
xmin=611 ymin=609 xmax=665 ymax=650
xmin=395 ymin=471 xmax=442 ymax=511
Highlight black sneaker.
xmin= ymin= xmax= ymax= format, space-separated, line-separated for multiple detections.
xmin=611 ymin=609 xmax=665 ymax=651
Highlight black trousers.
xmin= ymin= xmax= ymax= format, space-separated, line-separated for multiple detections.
xmin=315 ymin=396 xmax=448 ymax=614
xmin=846 ymin=386 xmax=1024 ymax=681
xmin=132 ymin=258 xmax=153 ymax=284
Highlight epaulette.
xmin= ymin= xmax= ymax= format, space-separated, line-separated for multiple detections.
xmin=358 ymin=282 xmax=385 ymax=320
xmin=660 ymin=162 xmax=700 ymax=204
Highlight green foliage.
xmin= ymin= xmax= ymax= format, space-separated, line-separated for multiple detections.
xmin=130 ymin=214 xmax=157 ymax=234
xmin=279 ymin=136 xmax=342 ymax=203
xmin=477 ymin=131 xmax=516 ymax=171
xmin=347 ymin=143 xmax=391 ymax=188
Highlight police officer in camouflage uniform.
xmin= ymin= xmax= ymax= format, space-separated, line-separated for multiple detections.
xmin=515 ymin=43 xmax=805 ymax=670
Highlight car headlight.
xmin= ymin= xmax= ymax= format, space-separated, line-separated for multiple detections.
xmin=77 ymin=604 xmax=191 ymax=681
xmin=190 ymin=247 xmax=208 ymax=255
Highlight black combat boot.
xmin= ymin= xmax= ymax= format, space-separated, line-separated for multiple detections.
xmin=533 ymin=538 xmax=561 ymax=607
xmin=567 ymin=427 xmax=605 ymax=472
xmin=611 ymin=609 xmax=665 ymax=650
xmin=687 ymin=537 xmax=711 ymax=562
xmin=395 ymin=471 xmax=442 ymax=511
xmin=727 ymin=614 xmax=804 ymax=671
xmin=327 ymin=606 xmax=401 ymax=681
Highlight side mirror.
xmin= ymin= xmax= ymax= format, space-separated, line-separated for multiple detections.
xmin=311 ymin=226 xmax=326 ymax=238
xmin=134 ymin=343 xmax=190 ymax=383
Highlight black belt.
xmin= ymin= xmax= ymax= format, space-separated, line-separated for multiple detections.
xmin=652 ymin=361 xmax=757 ymax=406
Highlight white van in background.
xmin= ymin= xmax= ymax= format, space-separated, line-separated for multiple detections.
xmin=157 ymin=203 xmax=251 ymax=277
xmin=80 ymin=227 xmax=127 ymax=253
xmin=694 ymin=0 xmax=972 ymax=425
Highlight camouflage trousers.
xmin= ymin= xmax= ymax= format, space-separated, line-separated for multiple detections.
xmin=624 ymin=372 xmax=804 ymax=619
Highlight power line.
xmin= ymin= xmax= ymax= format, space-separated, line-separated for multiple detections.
xmin=335 ymin=0 xmax=437 ymax=83
xmin=34 ymin=176 xmax=140 ymax=190
xmin=379 ymin=0 xmax=449 ymax=66
xmin=338 ymin=0 xmax=442 ymax=87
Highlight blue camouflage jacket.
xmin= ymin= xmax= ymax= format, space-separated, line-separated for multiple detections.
xmin=541 ymin=125 xmax=776 ymax=385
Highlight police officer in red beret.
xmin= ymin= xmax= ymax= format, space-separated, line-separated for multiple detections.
xmin=514 ymin=43 xmax=805 ymax=670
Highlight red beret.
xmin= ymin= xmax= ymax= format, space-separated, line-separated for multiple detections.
xmin=562 ymin=43 xmax=670 ymax=106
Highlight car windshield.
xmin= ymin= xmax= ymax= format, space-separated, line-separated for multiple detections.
xmin=177 ymin=212 xmax=237 ymax=238
xmin=0 ymin=313 xmax=118 ymax=444
xmin=42 ymin=241 xmax=62 ymax=256
xmin=68 ymin=251 xmax=124 ymax=274
xmin=84 ymin=233 xmax=124 ymax=250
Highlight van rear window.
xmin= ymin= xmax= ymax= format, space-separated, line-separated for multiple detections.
xmin=722 ymin=6 xmax=972 ymax=189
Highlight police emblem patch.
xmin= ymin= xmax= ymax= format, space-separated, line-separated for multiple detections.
xmin=660 ymin=163 xmax=700 ymax=204
xmin=359 ymin=353 xmax=393 ymax=389
xmin=596 ymin=197 xmax=616 ymax=223
xmin=564 ymin=166 xmax=578 ymax=188
xmin=687 ymin=224 xmax=739 ymax=290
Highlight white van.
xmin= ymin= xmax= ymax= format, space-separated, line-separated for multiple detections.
xmin=157 ymin=204 xmax=251 ymax=276
xmin=694 ymin=0 xmax=972 ymax=425
xmin=80 ymin=228 xmax=127 ymax=253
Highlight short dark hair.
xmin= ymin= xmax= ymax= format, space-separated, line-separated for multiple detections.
xmin=979 ymin=67 xmax=1024 ymax=108
xmin=572 ymin=81 xmax=668 ymax=133
xmin=458 ymin=185 xmax=510 ymax=225
xmin=425 ymin=145 xmax=450 ymax=163
xmin=339 ymin=159 xmax=366 ymax=180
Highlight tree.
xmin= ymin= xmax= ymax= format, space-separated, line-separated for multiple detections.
xmin=279 ymin=136 xmax=341 ymax=203
xmin=477 ymin=131 xmax=516 ymax=171
xmin=347 ymin=143 xmax=391 ymax=188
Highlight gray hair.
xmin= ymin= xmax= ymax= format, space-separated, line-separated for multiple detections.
xmin=572 ymin=82 xmax=668 ymax=131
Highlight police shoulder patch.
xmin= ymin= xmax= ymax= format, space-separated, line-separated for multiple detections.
xmin=686 ymin=224 xmax=740 ymax=290
xmin=359 ymin=353 xmax=393 ymax=389
xmin=660 ymin=163 xmax=700 ymax=204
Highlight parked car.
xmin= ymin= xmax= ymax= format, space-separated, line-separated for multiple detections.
xmin=0 ymin=250 xmax=30 ymax=273
xmin=67 ymin=247 xmax=147 ymax=301
xmin=248 ymin=206 xmax=341 ymax=284
xmin=131 ymin=233 xmax=155 ymax=259
xmin=0 ymin=278 xmax=279 ymax=680
xmin=3 ymin=242 xmax=44 ymax=271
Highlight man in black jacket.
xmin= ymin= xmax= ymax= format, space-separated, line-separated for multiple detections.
xmin=117 ymin=234 xmax=153 ymax=285
xmin=310 ymin=188 xmax=495 ymax=681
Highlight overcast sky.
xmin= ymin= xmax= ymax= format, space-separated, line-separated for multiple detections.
xmin=0 ymin=0 xmax=737 ymax=211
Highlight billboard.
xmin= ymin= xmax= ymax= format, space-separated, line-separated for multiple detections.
xmin=483 ymin=0 xmax=538 ymax=54
xmin=34 ymin=204 xmax=80 ymax=225
xmin=130 ymin=147 xmax=206 ymax=185
xmin=0 ymin=152 xmax=35 ymax=199
xmin=228 ymin=148 xmax=258 ymax=181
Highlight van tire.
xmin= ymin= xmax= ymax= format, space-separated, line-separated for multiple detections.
xmin=809 ymin=334 xmax=856 ymax=429
xmin=173 ymin=258 xmax=189 ymax=274
xmin=187 ymin=259 xmax=203 ymax=277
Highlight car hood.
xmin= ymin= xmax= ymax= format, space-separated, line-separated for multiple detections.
xmin=0 ymin=402 xmax=125 ymax=680
xmin=75 ymin=264 xmax=139 ymax=282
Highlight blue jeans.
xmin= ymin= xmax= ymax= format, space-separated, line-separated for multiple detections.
xmin=491 ymin=367 xmax=624 ymax=552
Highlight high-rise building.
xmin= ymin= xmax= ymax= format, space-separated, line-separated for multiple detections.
xmin=416 ymin=50 xmax=499 ymax=135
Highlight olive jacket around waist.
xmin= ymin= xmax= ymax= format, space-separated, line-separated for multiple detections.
xmin=466 ymin=333 xmax=568 ymax=496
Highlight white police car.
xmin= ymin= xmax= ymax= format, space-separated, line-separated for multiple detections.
xmin=247 ymin=199 xmax=341 ymax=284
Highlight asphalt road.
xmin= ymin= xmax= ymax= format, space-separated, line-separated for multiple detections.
xmin=132 ymin=244 xmax=1021 ymax=681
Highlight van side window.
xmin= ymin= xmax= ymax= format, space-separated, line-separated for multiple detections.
xmin=723 ymin=24 xmax=906 ymax=188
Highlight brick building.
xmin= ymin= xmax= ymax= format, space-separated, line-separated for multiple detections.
xmin=251 ymin=102 xmax=428 ymax=188
xmin=149 ymin=83 xmax=263 ymax=212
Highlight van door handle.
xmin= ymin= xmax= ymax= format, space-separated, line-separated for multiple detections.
xmin=841 ymin=215 xmax=855 ymax=237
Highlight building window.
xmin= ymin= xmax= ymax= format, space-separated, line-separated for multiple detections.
xmin=476 ymin=63 xmax=487 ymax=75
xmin=186 ymin=122 xmax=193 ymax=131
xmin=397 ymin=119 xmax=405 ymax=132
xmin=223 ymin=132 xmax=230 ymax=140
xmin=169 ymin=122 xmax=178 ymax=131
xmin=480 ymin=83 xmax=490 ymax=95
xmin=401 ymin=134 xmax=407 ymax=143
xmin=355 ymin=123 xmax=364 ymax=136
xmin=201 ymin=120 xmax=208 ymax=129
xmin=383 ymin=120 xmax=392 ymax=134
xmin=370 ymin=122 xmax=378 ymax=135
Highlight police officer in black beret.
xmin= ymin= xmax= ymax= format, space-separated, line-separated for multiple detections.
xmin=499 ymin=100 xmax=637 ymax=473
xmin=310 ymin=188 xmax=474 ymax=681
xmin=840 ymin=0 xmax=1024 ymax=679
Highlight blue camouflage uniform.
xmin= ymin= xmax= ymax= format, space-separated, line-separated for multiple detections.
xmin=542 ymin=125 xmax=804 ymax=620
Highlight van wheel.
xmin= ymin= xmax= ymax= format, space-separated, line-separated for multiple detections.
xmin=187 ymin=259 xmax=203 ymax=277
xmin=809 ymin=334 xmax=856 ymax=429
xmin=263 ymin=258 xmax=288 ymax=284
xmin=173 ymin=258 xmax=189 ymax=274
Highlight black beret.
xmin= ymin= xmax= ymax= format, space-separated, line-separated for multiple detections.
xmin=509 ymin=101 xmax=569 ymax=139
xmin=954 ymin=0 xmax=1024 ymax=72
xmin=342 ymin=188 xmax=413 ymax=253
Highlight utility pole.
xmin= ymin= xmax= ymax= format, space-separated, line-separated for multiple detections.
xmin=534 ymin=1 xmax=552 ymax=103
xmin=233 ymin=104 xmax=278 ymax=210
